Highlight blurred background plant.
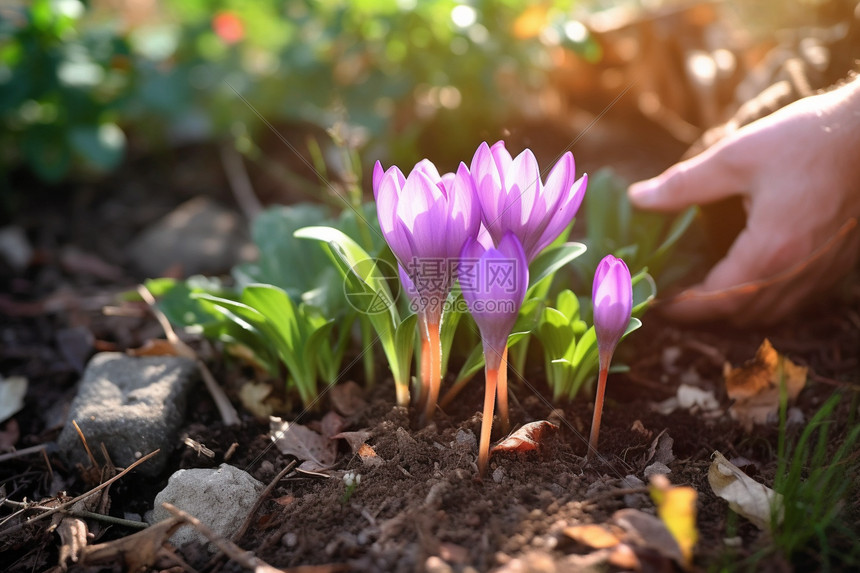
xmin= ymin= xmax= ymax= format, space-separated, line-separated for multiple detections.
xmin=0 ymin=0 xmax=604 ymax=198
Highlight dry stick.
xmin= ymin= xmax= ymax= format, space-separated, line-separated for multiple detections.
xmin=162 ymin=503 xmax=287 ymax=573
xmin=0 ymin=450 xmax=159 ymax=539
xmin=0 ymin=444 xmax=47 ymax=464
xmin=72 ymin=419 xmax=100 ymax=468
xmin=220 ymin=143 xmax=263 ymax=222
xmin=1 ymin=500 xmax=147 ymax=530
xmin=137 ymin=284 xmax=240 ymax=426
xmin=232 ymin=460 xmax=297 ymax=542
xmin=478 ymin=365 xmax=498 ymax=477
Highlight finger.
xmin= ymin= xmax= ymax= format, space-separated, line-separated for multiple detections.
xmin=628 ymin=138 xmax=752 ymax=212
xmin=753 ymin=223 xmax=860 ymax=324
xmin=657 ymin=228 xmax=771 ymax=322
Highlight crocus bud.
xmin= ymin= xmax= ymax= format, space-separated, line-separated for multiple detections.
xmin=592 ymin=255 xmax=633 ymax=361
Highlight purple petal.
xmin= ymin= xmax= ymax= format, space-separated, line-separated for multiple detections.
xmin=372 ymin=160 xmax=384 ymax=200
xmin=508 ymin=148 xmax=541 ymax=225
xmin=532 ymin=173 xmax=588 ymax=259
xmin=411 ymin=158 xmax=442 ymax=183
xmin=592 ymin=255 xmax=633 ymax=358
xmin=445 ymin=162 xmax=481 ymax=258
xmin=398 ymin=262 xmax=417 ymax=302
xmin=459 ymin=232 xmax=528 ymax=352
xmin=541 ymin=152 xmax=575 ymax=214
xmin=376 ymin=168 xmax=413 ymax=263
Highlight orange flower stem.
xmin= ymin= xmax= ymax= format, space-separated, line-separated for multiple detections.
xmin=587 ymin=361 xmax=610 ymax=460
xmin=478 ymin=365 xmax=498 ymax=477
xmin=422 ymin=321 xmax=442 ymax=423
xmin=417 ymin=334 xmax=431 ymax=410
xmin=496 ymin=346 xmax=510 ymax=434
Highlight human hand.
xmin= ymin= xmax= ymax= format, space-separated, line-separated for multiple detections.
xmin=629 ymin=78 xmax=860 ymax=324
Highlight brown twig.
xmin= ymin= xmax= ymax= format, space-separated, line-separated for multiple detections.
xmin=0 ymin=449 xmax=159 ymax=539
xmin=162 ymin=503 xmax=287 ymax=573
xmin=137 ymin=284 xmax=240 ymax=426
xmin=0 ymin=444 xmax=47 ymax=464
xmin=220 ymin=142 xmax=263 ymax=222
xmin=233 ymin=460 xmax=297 ymax=543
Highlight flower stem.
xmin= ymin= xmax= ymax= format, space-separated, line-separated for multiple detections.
xmin=478 ymin=365 xmax=498 ymax=477
xmin=422 ymin=320 xmax=442 ymax=423
xmin=497 ymin=346 xmax=510 ymax=434
xmin=417 ymin=333 xmax=431 ymax=410
xmin=587 ymin=357 xmax=610 ymax=460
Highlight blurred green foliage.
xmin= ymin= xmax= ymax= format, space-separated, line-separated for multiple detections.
xmin=1 ymin=0 xmax=599 ymax=184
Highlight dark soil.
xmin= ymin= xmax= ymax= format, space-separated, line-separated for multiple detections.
xmin=2 ymin=122 xmax=859 ymax=573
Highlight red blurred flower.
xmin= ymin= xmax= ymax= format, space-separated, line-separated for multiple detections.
xmin=213 ymin=11 xmax=243 ymax=44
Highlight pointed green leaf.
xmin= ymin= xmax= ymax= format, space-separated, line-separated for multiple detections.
xmin=528 ymin=242 xmax=587 ymax=293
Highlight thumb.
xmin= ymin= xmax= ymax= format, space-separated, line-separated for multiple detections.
xmin=628 ymin=138 xmax=751 ymax=212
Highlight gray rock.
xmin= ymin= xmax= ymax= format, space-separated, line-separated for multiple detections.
xmin=129 ymin=197 xmax=253 ymax=278
xmin=644 ymin=461 xmax=672 ymax=479
xmin=57 ymin=352 xmax=197 ymax=476
xmin=0 ymin=226 xmax=32 ymax=271
xmin=148 ymin=464 xmax=264 ymax=549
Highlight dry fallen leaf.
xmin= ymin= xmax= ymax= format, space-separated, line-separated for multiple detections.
xmin=331 ymin=430 xmax=372 ymax=453
xmin=708 ymin=450 xmax=783 ymax=531
xmin=320 ymin=411 xmax=346 ymax=440
xmin=723 ymin=339 xmax=807 ymax=430
xmin=612 ymin=508 xmax=686 ymax=567
xmin=0 ymin=375 xmax=27 ymax=424
xmin=358 ymin=443 xmax=384 ymax=467
xmin=650 ymin=474 xmax=698 ymax=568
xmin=270 ymin=417 xmax=337 ymax=471
xmin=329 ymin=381 xmax=367 ymax=417
xmin=563 ymin=524 xmax=621 ymax=549
xmin=239 ymin=382 xmax=275 ymax=420
xmin=491 ymin=421 xmax=559 ymax=454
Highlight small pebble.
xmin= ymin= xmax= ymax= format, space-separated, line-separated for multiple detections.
xmin=492 ymin=467 xmax=505 ymax=484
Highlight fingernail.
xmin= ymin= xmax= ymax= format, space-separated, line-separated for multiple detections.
xmin=628 ymin=179 xmax=658 ymax=206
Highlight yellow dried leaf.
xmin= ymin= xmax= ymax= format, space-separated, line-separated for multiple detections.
xmin=649 ymin=475 xmax=698 ymax=569
xmin=723 ymin=339 xmax=807 ymax=430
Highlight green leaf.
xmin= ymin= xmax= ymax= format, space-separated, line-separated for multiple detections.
xmin=295 ymin=225 xmax=397 ymax=320
xmin=233 ymin=204 xmax=341 ymax=312
xmin=392 ymin=312 xmax=417 ymax=404
xmin=528 ymin=242 xmax=587 ymax=293
xmin=632 ymin=271 xmax=657 ymax=317
xmin=452 ymin=331 xmax=530 ymax=386
xmin=555 ymin=289 xmax=580 ymax=322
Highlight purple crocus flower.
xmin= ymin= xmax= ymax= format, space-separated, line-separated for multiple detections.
xmin=592 ymin=255 xmax=633 ymax=361
xmin=588 ymin=254 xmax=633 ymax=459
xmin=374 ymin=158 xmax=481 ymax=422
xmin=460 ymin=231 xmax=529 ymax=365
xmin=469 ymin=141 xmax=588 ymax=262
xmin=374 ymin=159 xmax=481 ymax=314
xmin=459 ymin=231 xmax=529 ymax=476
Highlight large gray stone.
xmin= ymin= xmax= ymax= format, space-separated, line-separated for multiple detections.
xmin=128 ymin=196 xmax=253 ymax=278
xmin=57 ymin=352 xmax=198 ymax=476
xmin=147 ymin=464 xmax=264 ymax=549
